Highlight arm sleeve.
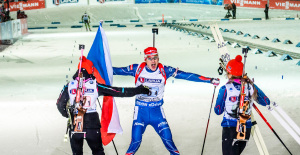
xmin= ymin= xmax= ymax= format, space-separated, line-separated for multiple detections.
xmin=214 ymin=86 xmax=227 ymax=115
xmin=164 ymin=66 xmax=212 ymax=83
xmin=254 ymin=84 xmax=270 ymax=106
xmin=97 ymin=83 xmax=148 ymax=97
xmin=113 ymin=64 xmax=138 ymax=77
xmin=56 ymin=84 xmax=69 ymax=118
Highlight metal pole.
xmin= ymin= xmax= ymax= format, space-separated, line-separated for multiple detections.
xmin=201 ymin=86 xmax=217 ymax=155
xmin=153 ymin=33 xmax=155 ymax=47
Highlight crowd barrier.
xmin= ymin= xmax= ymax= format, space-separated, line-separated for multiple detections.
xmin=0 ymin=18 xmax=28 ymax=44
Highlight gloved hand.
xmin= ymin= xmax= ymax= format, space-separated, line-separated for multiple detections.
xmin=210 ymin=78 xmax=220 ymax=86
xmin=137 ymin=85 xmax=150 ymax=95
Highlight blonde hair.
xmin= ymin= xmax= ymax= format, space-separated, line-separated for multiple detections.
xmin=227 ymin=73 xmax=258 ymax=102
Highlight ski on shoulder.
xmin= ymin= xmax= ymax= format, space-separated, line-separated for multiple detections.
xmin=210 ymin=23 xmax=230 ymax=75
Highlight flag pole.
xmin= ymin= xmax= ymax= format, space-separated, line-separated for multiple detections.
xmin=97 ymin=98 xmax=119 ymax=155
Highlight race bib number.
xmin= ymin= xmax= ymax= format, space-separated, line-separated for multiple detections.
xmin=148 ymin=87 xmax=159 ymax=97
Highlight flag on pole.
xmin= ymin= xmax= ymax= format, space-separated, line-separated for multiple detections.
xmin=87 ymin=22 xmax=123 ymax=146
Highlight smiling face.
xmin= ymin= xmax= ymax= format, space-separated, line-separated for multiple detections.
xmin=145 ymin=55 xmax=159 ymax=71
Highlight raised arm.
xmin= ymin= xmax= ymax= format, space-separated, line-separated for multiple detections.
xmin=97 ymin=83 xmax=149 ymax=97
xmin=113 ymin=64 xmax=138 ymax=77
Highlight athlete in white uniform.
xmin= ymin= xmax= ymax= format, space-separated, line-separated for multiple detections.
xmin=113 ymin=47 xmax=220 ymax=155
xmin=57 ymin=56 xmax=149 ymax=155
xmin=214 ymin=55 xmax=270 ymax=155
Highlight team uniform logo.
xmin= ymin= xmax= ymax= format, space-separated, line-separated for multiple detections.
xmin=229 ymin=96 xmax=250 ymax=102
xmin=70 ymin=89 xmax=76 ymax=94
xmin=229 ymin=96 xmax=237 ymax=102
xmin=139 ymin=77 xmax=145 ymax=83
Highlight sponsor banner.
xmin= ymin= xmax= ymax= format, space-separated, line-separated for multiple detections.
xmin=20 ymin=18 xmax=28 ymax=35
xmin=224 ymin=0 xmax=300 ymax=10
xmin=1 ymin=21 xmax=13 ymax=40
xmin=135 ymin=0 xmax=179 ymax=3
xmin=182 ymin=0 xmax=223 ymax=5
xmin=46 ymin=0 xmax=87 ymax=8
xmin=224 ymin=0 xmax=266 ymax=8
xmin=271 ymin=0 xmax=300 ymax=10
xmin=11 ymin=20 xmax=22 ymax=39
xmin=8 ymin=0 xmax=45 ymax=12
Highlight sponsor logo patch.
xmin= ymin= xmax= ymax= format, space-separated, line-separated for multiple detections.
xmin=134 ymin=122 xmax=144 ymax=126
xmin=138 ymin=77 xmax=161 ymax=83
xmin=158 ymin=121 xmax=168 ymax=128
xmin=70 ymin=89 xmax=76 ymax=94
xmin=85 ymin=89 xmax=94 ymax=93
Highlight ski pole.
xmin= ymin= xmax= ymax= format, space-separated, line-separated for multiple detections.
xmin=253 ymin=103 xmax=292 ymax=155
xmin=97 ymin=98 xmax=119 ymax=155
xmin=201 ymin=86 xmax=217 ymax=155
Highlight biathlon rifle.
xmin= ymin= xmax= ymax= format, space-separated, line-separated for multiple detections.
xmin=233 ymin=48 xmax=252 ymax=145
xmin=73 ymin=44 xmax=87 ymax=133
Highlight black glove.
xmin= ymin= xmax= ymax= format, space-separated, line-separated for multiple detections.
xmin=137 ymin=85 xmax=150 ymax=95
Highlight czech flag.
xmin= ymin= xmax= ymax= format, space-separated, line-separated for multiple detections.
xmin=87 ymin=22 xmax=123 ymax=145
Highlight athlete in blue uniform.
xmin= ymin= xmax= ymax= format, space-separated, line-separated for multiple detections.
xmin=113 ymin=47 xmax=220 ymax=155
xmin=214 ymin=55 xmax=270 ymax=155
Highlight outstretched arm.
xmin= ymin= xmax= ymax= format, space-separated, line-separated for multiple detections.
xmin=164 ymin=65 xmax=219 ymax=85
xmin=97 ymin=83 xmax=149 ymax=97
xmin=113 ymin=64 xmax=138 ymax=77
xmin=214 ymin=86 xmax=227 ymax=115
xmin=254 ymin=84 xmax=270 ymax=106
xmin=56 ymin=84 xmax=69 ymax=118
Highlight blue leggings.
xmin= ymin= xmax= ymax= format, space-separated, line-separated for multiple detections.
xmin=126 ymin=106 xmax=180 ymax=155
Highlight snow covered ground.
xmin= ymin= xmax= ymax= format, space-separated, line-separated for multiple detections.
xmin=1 ymin=3 xmax=300 ymax=155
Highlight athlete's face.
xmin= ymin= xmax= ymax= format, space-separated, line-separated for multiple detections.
xmin=145 ymin=56 xmax=159 ymax=71
xmin=227 ymin=73 xmax=232 ymax=79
